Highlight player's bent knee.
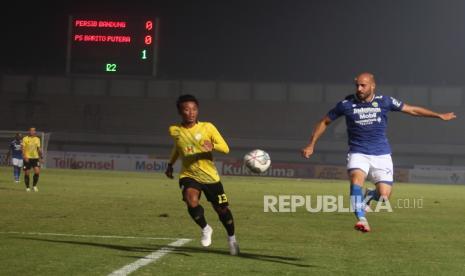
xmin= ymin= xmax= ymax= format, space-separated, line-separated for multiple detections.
xmin=185 ymin=198 xmax=199 ymax=208
xmin=182 ymin=188 xmax=200 ymax=207
xmin=186 ymin=201 xmax=199 ymax=208
xmin=349 ymin=171 xmax=366 ymax=185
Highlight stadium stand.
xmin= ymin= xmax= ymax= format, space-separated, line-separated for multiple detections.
xmin=1 ymin=74 xmax=464 ymax=167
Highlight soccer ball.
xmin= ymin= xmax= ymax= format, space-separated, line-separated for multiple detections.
xmin=244 ymin=149 xmax=271 ymax=173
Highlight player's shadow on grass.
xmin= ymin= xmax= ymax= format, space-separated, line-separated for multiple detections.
xmin=170 ymin=245 xmax=314 ymax=268
xmin=15 ymin=237 xmax=314 ymax=268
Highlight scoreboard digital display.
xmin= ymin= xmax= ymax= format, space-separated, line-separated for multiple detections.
xmin=66 ymin=16 xmax=159 ymax=76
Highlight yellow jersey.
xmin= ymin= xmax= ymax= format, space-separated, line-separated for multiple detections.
xmin=168 ymin=121 xmax=229 ymax=184
xmin=22 ymin=136 xmax=41 ymax=159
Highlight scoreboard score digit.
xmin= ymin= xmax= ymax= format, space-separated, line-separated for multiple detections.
xmin=67 ymin=16 xmax=159 ymax=76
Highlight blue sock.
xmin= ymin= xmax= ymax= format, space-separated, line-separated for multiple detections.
xmin=365 ymin=189 xmax=380 ymax=205
xmin=13 ymin=167 xmax=20 ymax=180
xmin=350 ymin=184 xmax=365 ymax=220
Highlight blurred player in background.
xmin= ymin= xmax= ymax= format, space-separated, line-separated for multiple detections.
xmin=6 ymin=133 xmax=23 ymax=183
xmin=165 ymin=94 xmax=239 ymax=255
xmin=22 ymin=127 xmax=43 ymax=192
xmin=302 ymin=72 xmax=456 ymax=232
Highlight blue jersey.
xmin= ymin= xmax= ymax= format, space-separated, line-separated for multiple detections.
xmin=327 ymin=94 xmax=404 ymax=155
xmin=9 ymin=140 xmax=23 ymax=159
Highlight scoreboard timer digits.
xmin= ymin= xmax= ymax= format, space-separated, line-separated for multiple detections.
xmin=67 ymin=16 xmax=159 ymax=76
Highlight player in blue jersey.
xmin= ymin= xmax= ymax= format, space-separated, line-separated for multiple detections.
xmin=6 ymin=133 xmax=24 ymax=183
xmin=301 ymin=72 xmax=456 ymax=232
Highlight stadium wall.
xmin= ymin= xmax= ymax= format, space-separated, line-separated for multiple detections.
xmin=1 ymin=74 xmax=464 ymax=168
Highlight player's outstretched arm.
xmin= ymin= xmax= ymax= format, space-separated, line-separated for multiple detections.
xmin=401 ymin=104 xmax=457 ymax=121
xmin=301 ymin=115 xmax=332 ymax=158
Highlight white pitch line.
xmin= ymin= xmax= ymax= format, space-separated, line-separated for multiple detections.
xmin=0 ymin=231 xmax=187 ymax=241
xmin=108 ymin=238 xmax=192 ymax=276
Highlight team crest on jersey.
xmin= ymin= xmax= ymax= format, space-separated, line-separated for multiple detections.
xmin=372 ymin=101 xmax=379 ymax=108
xmin=194 ymin=133 xmax=202 ymax=141
xmin=185 ymin=145 xmax=195 ymax=153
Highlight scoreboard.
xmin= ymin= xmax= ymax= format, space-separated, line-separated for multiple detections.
xmin=66 ymin=16 xmax=159 ymax=76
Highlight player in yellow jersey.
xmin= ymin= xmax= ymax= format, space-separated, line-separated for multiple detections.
xmin=165 ymin=94 xmax=239 ymax=255
xmin=22 ymin=127 xmax=43 ymax=192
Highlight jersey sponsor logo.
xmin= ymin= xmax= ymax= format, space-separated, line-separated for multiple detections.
xmin=353 ymin=107 xmax=381 ymax=114
xmin=358 ymin=112 xmax=377 ymax=119
xmin=353 ymin=107 xmax=382 ymax=125
xmin=354 ymin=118 xmax=380 ymax=125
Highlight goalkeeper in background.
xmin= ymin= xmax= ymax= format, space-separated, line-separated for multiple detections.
xmin=22 ymin=127 xmax=43 ymax=192
xmin=165 ymin=94 xmax=239 ymax=255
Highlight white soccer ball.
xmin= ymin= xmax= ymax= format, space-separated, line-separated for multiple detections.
xmin=244 ymin=149 xmax=271 ymax=173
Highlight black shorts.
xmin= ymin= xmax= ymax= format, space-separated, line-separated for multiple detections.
xmin=179 ymin=177 xmax=229 ymax=207
xmin=24 ymin=159 xmax=40 ymax=170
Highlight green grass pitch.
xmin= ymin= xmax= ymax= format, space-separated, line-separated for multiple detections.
xmin=1 ymin=167 xmax=464 ymax=275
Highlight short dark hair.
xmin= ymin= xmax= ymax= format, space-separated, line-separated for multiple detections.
xmin=176 ymin=94 xmax=199 ymax=110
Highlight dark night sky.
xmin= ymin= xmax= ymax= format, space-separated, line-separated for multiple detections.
xmin=2 ymin=0 xmax=465 ymax=85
